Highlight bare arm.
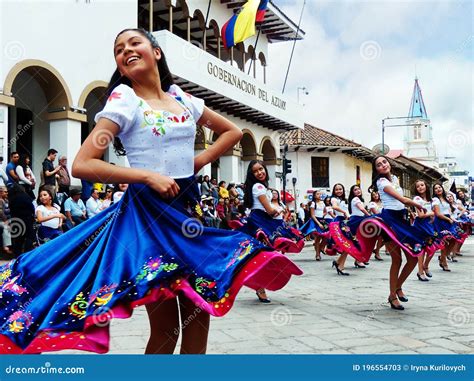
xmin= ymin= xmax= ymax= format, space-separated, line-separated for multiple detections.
xmin=433 ymin=204 xmax=453 ymax=223
xmin=383 ymin=185 xmax=426 ymax=212
xmin=194 ymin=107 xmax=243 ymax=173
xmin=72 ymin=118 xmax=180 ymax=198
xmin=355 ymin=201 xmax=370 ymax=216
xmin=258 ymin=194 xmax=279 ymax=217
xmin=36 ymin=209 xmax=64 ymax=223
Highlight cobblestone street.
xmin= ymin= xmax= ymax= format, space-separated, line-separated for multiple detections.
xmin=46 ymin=237 xmax=473 ymax=355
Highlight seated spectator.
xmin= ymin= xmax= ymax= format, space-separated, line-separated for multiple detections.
xmin=64 ymin=188 xmax=87 ymax=228
xmin=201 ymin=196 xmax=220 ymax=228
xmin=86 ymin=189 xmax=107 ymax=218
xmin=227 ymin=183 xmax=239 ymax=200
xmin=101 ymin=186 xmax=114 ymax=209
xmin=218 ymin=181 xmax=229 ymax=199
xmin=0 ymin=186 xmax=13 ymax=256
xmin=8 ymin=184 xmax=35 ymax=256
xmin=113 ymin=183 xmax=129 ymax=204
xmin=36 ymin=188 xmax=65 ymax=241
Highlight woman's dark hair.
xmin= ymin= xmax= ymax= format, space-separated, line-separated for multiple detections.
xmin=324 ymin=196 xmax=332 ymax=206
xmin=243 ymin=160 xmax=269 ymax=209
xmin=203 ymin=175 xmax=210 ymax=183
xmin=311 ymin=190 xmax=322 ymax=203
xmin=456 ymin=190 xmax=467 ymax=206
xmin=270 ymin=188 xmax=281 ymax=204
xmin=17 ymin=154 xmax=31 ymax=171
xmin=432 ymin=182 xmax=454 ymax=213
xmin=370 ymin=190 xmax=380 ymax=202
xmin=227 ymin=183 xmax=235 ymax=191
xmin=108 ymin=28 xmax=175 ymax=156
xmin=413 ymin=179 xmax=432 ymax=202
xmin=37 ymin=187 xmax=55 ymax=206
xmin=348 ymin=185 xmax=364 ymax=214
xmin=371 ymin=155 xmax=392 ymax=192
xmin=218 ymin=181 xmax=226 ymax=187
xmin=330 ymin=183 xmax=347 ymax=203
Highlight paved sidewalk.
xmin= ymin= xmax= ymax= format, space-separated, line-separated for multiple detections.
xmin=6 ymin=238 xmax=473 ymax=354
xmin=80 ymin=237 xmax=474 ymax=354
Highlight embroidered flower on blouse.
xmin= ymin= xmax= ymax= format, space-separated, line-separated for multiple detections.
xmin=108 ymin=92 xmax=121 ymax=102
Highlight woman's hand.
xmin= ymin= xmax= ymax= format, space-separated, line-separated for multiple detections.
xmin=408 ymin=199 xmax=427 ymax=213
xmin=145 ymin=173 xmax=180 ymax=198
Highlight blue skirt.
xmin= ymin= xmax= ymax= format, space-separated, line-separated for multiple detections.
xmin=300 ymin=217 xmax=329 ymax=238
xmin=238 ymin=209 xmax=304 ymax=253
xmin=0 ymin=177 xmax=302 ymax=354
xmin=433 ymin=215 xmax=464 ymax=242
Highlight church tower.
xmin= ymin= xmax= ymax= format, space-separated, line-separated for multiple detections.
xmin=404 ymin=78 xmax=438 ymax=168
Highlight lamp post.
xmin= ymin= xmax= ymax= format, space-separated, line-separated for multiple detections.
xmin=381 ymin=116 xmax=419 ymax=154
xmin=297 ymin=86 xmax=309 ymax=105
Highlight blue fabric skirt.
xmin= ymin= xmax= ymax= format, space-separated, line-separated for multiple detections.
xmin=0 ymin=177 xmax=302 ymax=354
xmin=37 ymin=225 xmax=63 ymax=241
xmin=238 ymin=209 xmax=304 ymax=253
xmin=433 ymin=215 xmax=464 ymax=242
xmin=300 ymin=217 xmax=329 ymax=238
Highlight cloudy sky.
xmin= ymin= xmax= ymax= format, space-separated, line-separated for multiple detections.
xmin=266 ymin=0 xmax=472 ymax=173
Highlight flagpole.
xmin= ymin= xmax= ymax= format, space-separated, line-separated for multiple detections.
xmin=282 ymin=0 xmax=306 ymax=94
xmin=203 ymin=0 xmax=212 ymax=46
xmin=247 ymin=28 xmax=261 ymax=76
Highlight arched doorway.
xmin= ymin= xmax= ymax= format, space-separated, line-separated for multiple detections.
xmin=260 ymin=137 xmax=278 ymax=188
xmin=240 ymin=130 xmax=258 ymax=181
xmin=3 ymin=59 xmax=82 ymax=187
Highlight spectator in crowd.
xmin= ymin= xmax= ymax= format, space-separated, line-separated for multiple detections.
xmin=35 ymin=188 xmax=65 ymax=242
xmin=112 ymin=183 xmax=129 ymax=204
xmin=210 ymin=178 xmax=219 ymax=204
xmin=86 ymin=189 xmax=106 ymax=218
xmin=0 ymin=157 xmax=9 ymax=187
xmin=57 ymin=156 xmax=71 ymax=194
xmin=64 ymin=188 xmax=87 ymax=228
xmin=227 ymin=183 xmax=239 ymax=200
xmin=297 ymin=203 xmax=306 ymax=228
xmin=230 ymin=198 xmax=242 ymax=220
xmin=216 ymin=198 xmax=227 ymax=228
xmin=201 ymin=175 xmax=212 ymax=197
xmin=218 ymin=181 xmax=229 ymax=199
xmin=201 ymin=196 xmax=219 ymax=228
xmin=6 ymin=152 xmax=20 ymax=187
xmin=101 ymin=186 xmax=114 ymax=209
xmin=8 ymin=184 xmax=35 ymax=256
xmin=0 ymin=186 xmax=13 ymax=257
xmin=236 ymin=184 xmax=245 ymax=201
xmin=16 ymin=154 xmax=36 ymax=200
xmin=42 ymin=149 xmax=60 ymax=196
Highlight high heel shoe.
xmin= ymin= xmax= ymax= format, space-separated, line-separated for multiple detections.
xmin=354 ymin=261 xmax=366 ymax=268
xmin=332 ymin=260 xmax=350 ymax=276
xmin=388 ymin=296 xmax=404 ymax=310
xmin=439 ymin=262 xmax=451 ymax=272
xmin=447 ymin=255 xmax=458 ymax=263
xmin=256 ymin=290 xmax=271 ymax=303
xmin=396 ymin=288 xmax=408 ymax=302
xmin=423 ymin=267 xmax=432 ymax=278
xmin=417 ymin=273 xmax=429 ymax=282
xmin=374 ymin=255 xmax=383 ymax=261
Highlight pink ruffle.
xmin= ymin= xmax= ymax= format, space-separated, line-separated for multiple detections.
xmin=1 ymin=250 xmax=302 ymax=354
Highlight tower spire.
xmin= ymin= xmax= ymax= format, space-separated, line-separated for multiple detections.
xmin=408 ymin=78 xmax=428 ymax=119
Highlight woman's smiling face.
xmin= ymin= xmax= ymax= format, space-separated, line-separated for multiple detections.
xmin=114 ymin=30 xmax=161 ymax=80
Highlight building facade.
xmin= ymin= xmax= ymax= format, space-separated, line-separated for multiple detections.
xmin=0 ymin=0 xmax=304 ymax=189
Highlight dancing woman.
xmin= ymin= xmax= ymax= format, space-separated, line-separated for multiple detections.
xmin=368 ymin=190 xmax=384 ymax=261
xmin=299 ymin=190 xmax=330 ymax=261
xmin=0 ymin=29 xmax=302 ymax=354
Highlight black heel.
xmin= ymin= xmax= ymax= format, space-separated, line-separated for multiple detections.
xmin=354 ymin=261 xmax=366 ymax=268
xmin=396 ymin=288 xmax=408 ymax=302
xmin=256 ymin=290 xmax=271 ymax=303
xmin=417 ymin=273 xmax=429 ymax=282
xmin=332 ymin=260 xmax=350 ymax=276
xmin=388 ymin=297 xmax=404 ymax=310
xmin=438 ymin=257 xmax=451 ymax=272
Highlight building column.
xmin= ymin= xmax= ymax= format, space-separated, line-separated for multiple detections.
xmin=220 ymin=155 xmax=240 ymax=184
xmin=49 ymin=118 xmax=82 ymax=186
xmin=0 ymin=104 xmax=9 ymax=161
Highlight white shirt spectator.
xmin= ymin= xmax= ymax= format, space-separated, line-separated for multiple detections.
xmin=16 ymin=165 xmax=36 ymax=186
xmin=86 ymin=197 xmax=103 ymax=218
xmin=297 ymin=207 xmax=305 ymax=221
xmin=0 ymin=167 xmax=8 ymax=187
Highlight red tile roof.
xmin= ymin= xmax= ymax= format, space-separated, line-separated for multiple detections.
xmin=280 ymin=124 xmax=362 ymax=147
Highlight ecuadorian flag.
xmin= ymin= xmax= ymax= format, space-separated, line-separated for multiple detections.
xmin=221 ymin=0 xmax=268 ymax=49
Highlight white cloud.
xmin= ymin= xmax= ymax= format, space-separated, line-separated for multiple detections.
xmin=268 ymin=0 xmax=473 ymax=173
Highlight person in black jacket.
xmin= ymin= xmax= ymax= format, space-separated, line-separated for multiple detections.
xmin=8 ymin=183 xmax=35 ymax=256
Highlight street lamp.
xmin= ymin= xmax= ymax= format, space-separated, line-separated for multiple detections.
xmin=381 ymin=116 xmax=419 ymax=154
xmin=297 ymin=86 xmax=309 ymax=105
